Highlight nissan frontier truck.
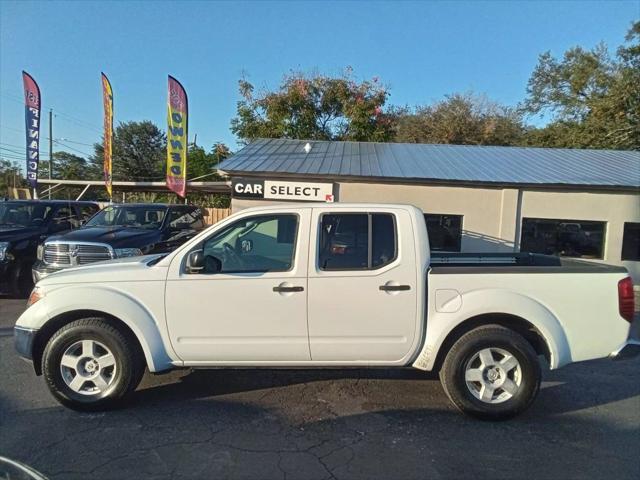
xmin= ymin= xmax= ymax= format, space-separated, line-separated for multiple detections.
xmin=14 ymin=203 xmax=638 ymax=419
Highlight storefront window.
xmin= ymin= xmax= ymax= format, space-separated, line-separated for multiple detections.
xmin=423 ymin=214 xmax=462 ymax=252
xmin=520 ymin=218 xmax=606 ymax=259
xmin=621 ymin=222 xmax=640 ymax=261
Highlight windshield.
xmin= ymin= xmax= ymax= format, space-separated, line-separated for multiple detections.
xmin=85 ymin=205 xmax=168 ymax=229
xmin=0 ymin=203 xmax=52 ymax=227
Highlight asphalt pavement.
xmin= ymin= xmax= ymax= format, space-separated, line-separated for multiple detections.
xmin=0 ymin=298 xmax=638 ymax=480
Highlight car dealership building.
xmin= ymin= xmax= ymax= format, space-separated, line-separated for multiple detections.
xmin=218 ymin=138 xmax=640 ymax=283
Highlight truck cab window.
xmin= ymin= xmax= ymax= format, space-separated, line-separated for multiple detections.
xmin=201 ymin=214 xmax=298 ymax=273
xmin=78 ymin=204 xmax=99 ymax=223
xmin=168 ymin=208 xmax=204 ymax=230
xmin=319 ymin=213 xmax=396 ymax=270
xmin=423 ymin=214 xmax=462 ymax=252
xmin=52 ymin=206 xmax=80 ymax=229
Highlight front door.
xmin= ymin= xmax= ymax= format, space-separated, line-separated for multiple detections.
xmin=165 ymin=209 xmax=311 ymax=363
xmin=307 ymin=208 xmax=419 ymax=363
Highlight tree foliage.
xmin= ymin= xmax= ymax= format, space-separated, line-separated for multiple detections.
xmin=231 ymin=69 xmax=395 ymax=143
xmin=39 ymin=151 xmax=97 ymax=180
xmin=522 ymin=21 xmax=639 ymax=149
xmin=92 ymin=120 xmax=166 ymax=181
xmin=188 ymin=142 xmax=231 ymax=180
xmin=1 ymin=159 xmax=27 ymax=197
xmin=393 ymin=93 xmax=525 ymax=146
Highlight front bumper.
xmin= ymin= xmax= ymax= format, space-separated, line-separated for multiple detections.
xmin=14 ymin=326 xmax=37 ymax=361
xmin=32 ymin=260 xmax=63 ymax=283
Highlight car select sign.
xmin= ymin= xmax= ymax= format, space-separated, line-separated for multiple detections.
xmin=232 ymin=178 xmax=334 ymax=202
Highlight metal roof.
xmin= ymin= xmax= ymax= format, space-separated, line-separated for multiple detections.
xmin=218 ymin=138 xmax=640 ymax=189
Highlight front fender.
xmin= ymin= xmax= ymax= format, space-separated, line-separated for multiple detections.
xmin=17 ymin=285 xmax=175 ymax=372
xmin=413 ymin=289 xmax=571 ymax=371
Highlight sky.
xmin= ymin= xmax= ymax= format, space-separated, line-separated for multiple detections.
xmin=0 ymin=0 xmax=637 ymax=171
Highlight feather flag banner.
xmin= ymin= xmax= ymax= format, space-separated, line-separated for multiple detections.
xmin=166 ymin=75 xmax=188 ymax=198
xmin=22 ymin=71 xmax=41 ymax=188
xmin=101 ymin=73 xmax=114 ymax=198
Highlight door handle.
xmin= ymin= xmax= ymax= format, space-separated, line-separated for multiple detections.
xmin=379 ymin=284 xmax=411 ymax=291
xmin=273 ymin=286 xmax=304 ymax=293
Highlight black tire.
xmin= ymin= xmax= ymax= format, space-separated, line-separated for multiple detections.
xmin=42 ymin=318 xmax=145 ymax=411
xmin=439 ymin=325 xmax=541 ymax=420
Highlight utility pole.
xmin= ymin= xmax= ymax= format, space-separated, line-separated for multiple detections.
xmin=48 ymin=109 xmax=53 ymax=199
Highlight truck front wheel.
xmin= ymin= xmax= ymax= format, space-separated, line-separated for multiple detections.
xmin=42 ymin=318 xmax=145 ymax=411
xmin=439 ymin=325 xmax=541 ymax=420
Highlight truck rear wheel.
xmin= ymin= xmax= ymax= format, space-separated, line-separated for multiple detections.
xmin=439 ymin=325 xmax=541 ymax=420
xmin=42 ymin=318 xmax=145 ymax=411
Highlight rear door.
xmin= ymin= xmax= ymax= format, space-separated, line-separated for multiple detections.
xmin=307 ymin=207 xmax=419 ymax=363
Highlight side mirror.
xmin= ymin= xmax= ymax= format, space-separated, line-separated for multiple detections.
xmin=185 ymin=250 xmax=204 ymax=273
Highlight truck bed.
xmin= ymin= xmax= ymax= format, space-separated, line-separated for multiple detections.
xmin=430 ymin=252 xmax=628 ymax=274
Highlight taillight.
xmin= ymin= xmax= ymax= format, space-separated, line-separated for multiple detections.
xmin=618 ymin=277 xmax=635 ymax=323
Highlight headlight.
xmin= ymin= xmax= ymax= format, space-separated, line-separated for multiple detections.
xmin=36 ymin=243 xmax=44 ymax=260
xmin=27 ymin=287 xmax=44 ymax=307
xmin=0 ymin=242 xmax=9 ymax=261
xmin=114 ymin=248 xmax=143 ymax=258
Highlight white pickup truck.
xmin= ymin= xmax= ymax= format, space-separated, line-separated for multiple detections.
xmin=14 ymin=203 xmax=639 ymax=419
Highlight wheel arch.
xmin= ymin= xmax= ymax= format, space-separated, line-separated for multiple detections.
xmin=29 ymin=286 xmax=176 ymax=375
xmin=413 ymin=289 xmax=572 ymax=372
xmin=430 ymin=313 xmax=552 ymax=373
xmin=32 ymin=309 xmax=143 ymax=375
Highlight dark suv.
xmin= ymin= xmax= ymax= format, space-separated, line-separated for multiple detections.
xmin=0 ymin=199 xmax=100 ymax=296
xmin=32 ymin=203 xmax=205 ymax=281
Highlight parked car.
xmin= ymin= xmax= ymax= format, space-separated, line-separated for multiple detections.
xmin=32 ymin=203 xmax=205 ymax=282
xmin=14 ymin=203 xmax=638 ymax=419
xmin=0 ymin=199 xmax=99 ymax=296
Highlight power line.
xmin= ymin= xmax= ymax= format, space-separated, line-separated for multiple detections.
xmin=0 ymin=142 xmax=51 ymax=157
xmin=1 ymin=140 xmax=92 ymax=159
xmin=0 ymin=93 xmax=103 ymax=134
xmin=54 ymin=111 xmax=102 ymax=134
xmin=1 ymin=125 xmax=98 ymax=151
xmin=52 ymin=139 xmax=93 ymax=157
xmin=0 ymin=147 xmax=28 ymax=156
xmin=0 ymin=141 xmax=29 ymax=150
xmin=58 ymin=138 xmax=96 ymax=147
xmin=0 ymin=124 xmax=24 ymax=134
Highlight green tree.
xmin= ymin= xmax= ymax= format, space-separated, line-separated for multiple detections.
xmin=522 ymin=21 xmax=640 ymax=149
xmin=92 ymin=120 xmax=166 ymax=181
xmin=39 ymin=151 xmax=96 ymax=180
xmin=188 ymin=142 xmax=231 ymax=180
xmin=1 ymin=159 xmax=26 ymax=197
xmin=394 ymin=93 xmax=525 ymax=146
xmin=231 ymin=69 xmax=394 ymax=143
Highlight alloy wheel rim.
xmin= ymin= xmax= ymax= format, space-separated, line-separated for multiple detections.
xmin=59 ymin=340 xmax=117 ymax=396
xmin=464 ymin=347 xmax=522 ymax=404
